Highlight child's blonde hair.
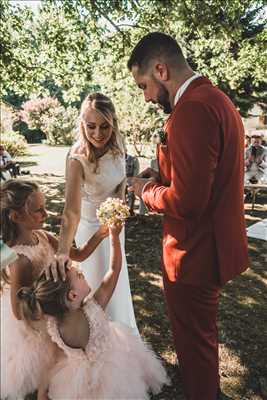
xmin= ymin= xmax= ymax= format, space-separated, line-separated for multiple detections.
xmin=0 ymin=179 xmax=39 ymax=245
xmin=0 ymin=180 xmax=39 ymax=288
xmin=17 ymin=272 xmax=71 ymax=322
xmin=76 ymin=92 xmax=124 ymax=172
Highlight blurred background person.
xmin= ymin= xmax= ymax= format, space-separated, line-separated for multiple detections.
xmin=0 ymin=145 xmax=20 ymax=180
xmin=245 ymin=133 xmax=267 ymax=183
xmin=125 ymin=150 xmax=140 ymax=215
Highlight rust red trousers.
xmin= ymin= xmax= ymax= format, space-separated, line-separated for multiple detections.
xmin=163 ymin=278 xmax=220 ymax=400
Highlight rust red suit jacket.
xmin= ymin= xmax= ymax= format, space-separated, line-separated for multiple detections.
xmin=143 ymin=77 xmax=249 ymax=286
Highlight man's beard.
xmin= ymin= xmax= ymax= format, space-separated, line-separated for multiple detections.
xmin=157 ymin=83 xmax=172 ymax=114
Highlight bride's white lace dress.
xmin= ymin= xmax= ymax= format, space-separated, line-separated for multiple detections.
xmin=47 ymin=298 xmax=169 ymax=399
xmin=69 ymin=149 xmax=138 ymax=334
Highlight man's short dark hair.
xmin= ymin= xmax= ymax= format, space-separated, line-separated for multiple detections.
xmin=127 ymin=32 xmax=185 ymax=73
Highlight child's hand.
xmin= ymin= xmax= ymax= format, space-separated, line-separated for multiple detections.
xmin=97 ymin=224 xmax=109 ymax=238
xmin=109 ymin=222 xmax=123 ymax=237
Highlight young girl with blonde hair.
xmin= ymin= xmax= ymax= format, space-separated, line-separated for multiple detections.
xmin=0 ymin=179 xmax=108 ymax=399
xmin=18 ymin=223 xmax=169 ymax=400
xmin=50 ymin=92 xmax=138 ymax=334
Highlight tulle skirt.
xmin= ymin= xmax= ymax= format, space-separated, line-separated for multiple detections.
xmin=48 ymin=321 xmax=169 ymax=399
xmin=1 ymin=287 xmax=55 ymax=399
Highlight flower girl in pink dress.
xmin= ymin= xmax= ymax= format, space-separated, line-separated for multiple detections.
xmin=18 ymin=222 xmax=169 ymax=400
xmin=0 ymin=179 xmax=109 ymax=399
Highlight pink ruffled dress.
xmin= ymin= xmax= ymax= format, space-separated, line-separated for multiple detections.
xmin=47 ymin=298 xmax=169 ymax=399
xmin=1 ymin=230 xmax=56 ymax=399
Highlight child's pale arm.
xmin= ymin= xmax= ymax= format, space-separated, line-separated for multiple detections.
xmin=94 ymin=225 xmax=122 ymax=309
xmin=69 ymin=225 xmax=109 ymax=262
xmin=46 ymin=225 xmax=109 ymax=263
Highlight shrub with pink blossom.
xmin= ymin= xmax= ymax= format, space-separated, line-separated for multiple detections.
xmin=21 ymin=97 xmax=60 ymax=131
xmin=41 ymin=105 xmax=78 ymax=145
xmin=20 ymin=97 xmax=78 ymax=145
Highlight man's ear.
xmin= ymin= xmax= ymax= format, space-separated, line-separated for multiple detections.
xmin=9 ymin=210 xmax=21 ymax=223
xmin=67 ymin=289 xmax=77 ymax=301
xmin=153 ymin=63 xmax=169 ymax=81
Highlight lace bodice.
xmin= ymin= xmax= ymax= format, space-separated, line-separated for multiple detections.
xmin=47 ymin=299 xmax=111 ymax=362
xmin=69 ymin=150 xmax=126 ymax=206
xmin=11 ymin=230 xmax=55 ymax=280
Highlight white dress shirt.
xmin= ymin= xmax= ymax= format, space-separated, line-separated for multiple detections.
xmin=174 ymin=73 xmax=202 ymax=106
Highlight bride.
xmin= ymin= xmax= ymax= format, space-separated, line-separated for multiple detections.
xmin=52 ymin=92 xmax=138 ymax=334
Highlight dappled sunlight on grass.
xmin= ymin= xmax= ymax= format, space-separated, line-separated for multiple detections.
xmin=139 ymin=270 xmax=163 ymax=288
xmin=219 ymin=344 xmax=248 ymax=396
xmin=132 ymin=294 xmax=144 ymax=302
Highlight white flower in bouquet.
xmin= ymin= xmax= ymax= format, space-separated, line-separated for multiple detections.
xmin=96 ymin=198 xmax=130 ymax=226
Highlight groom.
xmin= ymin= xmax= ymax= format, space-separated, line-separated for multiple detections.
xmin=127 ymin=32 xmax=249 ymax=400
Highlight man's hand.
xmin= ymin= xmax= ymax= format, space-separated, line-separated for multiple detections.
xmin=44 ymin=253 xmax=72 ymax=281
xmin=127 ymin=177 xmax=155 ymax=198
xmin=137 ymin=167 xmax=160 ymax=181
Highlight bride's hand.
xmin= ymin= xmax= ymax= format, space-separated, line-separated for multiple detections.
xmin=44 ymin=253 xmax=72 ymax=281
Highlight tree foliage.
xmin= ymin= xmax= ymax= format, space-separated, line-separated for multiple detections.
xmin=0 ymin=0 xmax=42 ymax=96
xmin=1 ymin=0 xmax=266 ymax=148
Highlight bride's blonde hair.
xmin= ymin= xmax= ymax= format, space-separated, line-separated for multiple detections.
xmin=75 ymin=93 xmax=124 ymax=172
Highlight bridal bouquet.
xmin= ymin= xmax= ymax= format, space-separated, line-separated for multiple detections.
xmin=96 ymin=197 xmax=130 ymax=226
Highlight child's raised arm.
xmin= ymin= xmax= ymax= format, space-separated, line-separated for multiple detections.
xmin=93 ymin=224 xmax=122 ymax=310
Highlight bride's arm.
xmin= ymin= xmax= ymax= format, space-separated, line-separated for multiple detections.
xmin=46 ymin=158 xmax=83 ymax=280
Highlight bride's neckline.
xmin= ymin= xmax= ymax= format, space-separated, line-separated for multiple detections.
xmin=95 ymin=148 xmax=110 ymax=159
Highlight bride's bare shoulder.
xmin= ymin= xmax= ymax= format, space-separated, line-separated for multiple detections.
xmin=70 ymin=140 xmax=87 ymax=156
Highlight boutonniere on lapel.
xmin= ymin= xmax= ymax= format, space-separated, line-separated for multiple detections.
xmin=152 ymin=128 xmax=167 ymax=146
